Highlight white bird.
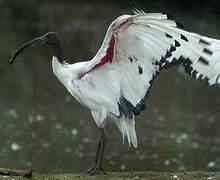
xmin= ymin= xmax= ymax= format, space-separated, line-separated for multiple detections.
xmin=10 ymin=10 xmax=220 ymax=175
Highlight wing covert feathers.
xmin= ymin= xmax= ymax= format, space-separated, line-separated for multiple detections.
xmin=86 ymin=11 xmax=220 ymax=147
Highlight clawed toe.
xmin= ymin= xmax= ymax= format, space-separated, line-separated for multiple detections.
xmin=84 ymin=166 xmax=94 ymax=174
xmin=84 ymin=166 xmax=107 ymax=176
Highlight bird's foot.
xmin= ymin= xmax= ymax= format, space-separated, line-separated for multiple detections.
xmin=84 ymin=166 xmax=107 ymax=176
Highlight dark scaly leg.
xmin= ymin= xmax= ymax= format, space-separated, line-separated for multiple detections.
xmin=85 ymin=128 xmax=107 ymax=175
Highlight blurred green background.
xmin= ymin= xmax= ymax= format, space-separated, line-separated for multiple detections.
xmin=1 ymin=0 xmax=220 ymax=174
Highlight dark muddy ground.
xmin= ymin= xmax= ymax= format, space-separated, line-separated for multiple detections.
xmin=0 ymin=169 xmax=219 ymax=180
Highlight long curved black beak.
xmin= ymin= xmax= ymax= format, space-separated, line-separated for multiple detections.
xmin=10 ymin=32 xmax=62 ymax=64
xmin=10 ymin=36 xmax=46 ymax=65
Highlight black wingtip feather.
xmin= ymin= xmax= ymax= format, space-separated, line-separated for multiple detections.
xmin=165 ymin=33 xmax=173 ymax=38
xmin=165 ymin=51 xmax=172 ymax=59
xmin=170 ymin=45 xmax=176 ymax=52
xmin=181 ymin=34 xmax=189 ymax=42
xmin=176 ymin=22 xmax=184 ymax=29
xmin=198 ymin=57 xmax=209 ymax=65
xmin=192 ymin=70 xmax=198 ymax=79
xmin=203 ymin=48 xmax=213 ymax=55
xmin=175 ymin=40 xmax=181 ymax=47
xmin=199 ymin=39 xmax=211 ymax=46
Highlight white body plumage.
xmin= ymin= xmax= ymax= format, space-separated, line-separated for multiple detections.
xmin=51 ymin=11 xmax=220 ymax=148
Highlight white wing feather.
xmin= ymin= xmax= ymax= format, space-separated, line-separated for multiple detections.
xmin=75 ymin=12 xmax=220 ymax=147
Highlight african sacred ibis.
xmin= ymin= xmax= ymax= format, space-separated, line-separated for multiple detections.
xmin=10 ymin=10 xmax=220 ymax=175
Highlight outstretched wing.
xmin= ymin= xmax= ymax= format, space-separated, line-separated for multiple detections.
xmin=116 ymin=13 xmax=220 ymax=115
xmin=80 ymin=12 xmax=220 ymax=146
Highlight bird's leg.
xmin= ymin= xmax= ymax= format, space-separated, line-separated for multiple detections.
xmin=85 ymin=128 xmax=107 ymax=175
xmin=91 ymin=128 xmax=107 ymax=175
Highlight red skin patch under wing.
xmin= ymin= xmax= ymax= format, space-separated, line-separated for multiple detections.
xmin=93 ymin=35 xmax=115 ymax=70
xmin=78 ymin=35 xmax=115 ymax=79
xmin=78 ymin=18 xmax=132 ymax=79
